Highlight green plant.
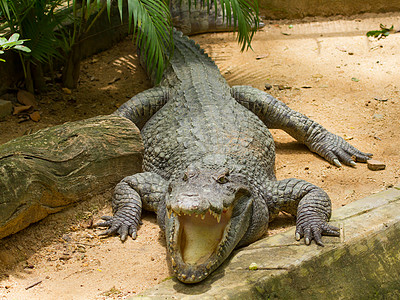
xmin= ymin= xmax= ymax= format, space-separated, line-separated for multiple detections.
xmin=1 ymin=0 xmax=259 ymax=91
xmin=0 ymin=0 xmax=69 ymax=92
xmin=76 ymin=0 xmax=259 ymax=84
xmin=367 ymin=24 xmax=394 ymax=39
xmin=0 ymin=33 xmax=31 ymax=62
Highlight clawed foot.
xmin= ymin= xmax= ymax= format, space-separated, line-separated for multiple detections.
xmin=295 ymin=215 xmax=340 ymax=246
xmin=307 ymin=131 xmax=373 ymax=167
xmin=94 ymin=214 xmax=142 ymax=242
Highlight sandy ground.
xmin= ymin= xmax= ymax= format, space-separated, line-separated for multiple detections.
xmin=0 ymin=12 xmax=399 ymax=299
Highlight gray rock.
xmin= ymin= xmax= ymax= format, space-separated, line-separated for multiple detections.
xmin=0 ymin=99 xmax=12 ymax=120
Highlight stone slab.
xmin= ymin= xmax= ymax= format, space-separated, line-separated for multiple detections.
xmin=0 ymin=100 xmax=12 ymax=120
xmin=135 ymin=186 xmax=400 ymax=299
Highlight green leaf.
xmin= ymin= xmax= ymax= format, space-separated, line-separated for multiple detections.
xmin=8 ymin=33 xmax=20 ymax=43
xmin=107 ymin=0 xmax=112 ymax=21
xmin=118 ymin=0 xmax=123 ymax=21
xmin=366 ymin=24 xmax=394 ymax=39
xmin=14 ymin=45 xmax=31 ymax=53
xmin=119 ymin=0 xmax=173 ymax=83
xmin=215 ymin=0 xmax=259 ymax=51
xmin=0 ymin=0 xmax=10 ymax=20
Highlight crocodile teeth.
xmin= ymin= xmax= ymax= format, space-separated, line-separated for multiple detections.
xmin=216 ymin=214 xmax=221 ymax=223
xmin=167 ymin=209 xmax=172 ymax=219
xmin=207 ymin=209 xmax=222 ymax=222
xmin=201 ymin=214 xmax=205 ymax=220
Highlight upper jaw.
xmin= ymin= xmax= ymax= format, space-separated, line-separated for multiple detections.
xmin=165 ymin=189 xmax=253 ymax=283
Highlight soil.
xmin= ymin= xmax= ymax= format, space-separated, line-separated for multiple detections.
xmin=1 ymin=12 xmax=399 ymax=299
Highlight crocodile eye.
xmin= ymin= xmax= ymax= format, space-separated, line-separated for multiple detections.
xmin=215 ymin=168 xmax=230 ymax=184
xmin=216 ymin=175 xmax=229 ymax=184
xmin=183 ymin=173 xmax=188 ymax=181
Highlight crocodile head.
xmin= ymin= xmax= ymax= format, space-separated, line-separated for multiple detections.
xmin=164 ymin=164 xmax=253 ymax=283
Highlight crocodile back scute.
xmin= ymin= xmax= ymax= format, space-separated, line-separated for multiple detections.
xmin=141 ymin=31 xmax=276 ymax=188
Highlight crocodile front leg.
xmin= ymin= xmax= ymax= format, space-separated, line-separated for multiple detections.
xmin=96 ymin=172 xmax=168 ymax=241
xmin=231 ymin=85 xmax=372 ymax=167
xmin=113 ymin=86 xmax=170 ymax=130
xmin=265 ymin=178 xmax=339 ymax=246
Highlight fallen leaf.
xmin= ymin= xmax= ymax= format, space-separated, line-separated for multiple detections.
xmin=17 ymin=90 xmax=37 ymax=107
xmin=13 ymin=105 xmax=32 ymax=115
xmin=256 ymin=54 xmax=269 ymax=60
xmin=62 ymin=87 xmax=72 ymax=95
xmin=351 ymin=77 xmax=360 ymax=82
xmin=249 ymin=263 xmax=258 ymax=270
xmin=29 ymin=111 xmax=41 ymax=122
xmin=108 ymin=77 xmax=121 ymax=84
xmin=312 ymin=74 xmax=323 ymax=79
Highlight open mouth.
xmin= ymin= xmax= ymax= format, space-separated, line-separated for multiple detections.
xmin=178 ymin=208 xmax=233 ymax=265
xmin=166 ymin=189 xmax=252 ymax=283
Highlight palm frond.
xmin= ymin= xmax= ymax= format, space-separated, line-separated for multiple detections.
xmin=77 ymin=0 xmax=173 ymax=83
xmin=77 ymin=0 xmax=258 ymax=80
xmin=21 ymin=14 xmax=63 ymax=63
xmin=1 ymin=0 xmax=67 ymax=63
xmin=0 ymin=0 xmax=10 ymax=19
xmin=211 ymin=0 xmax=259 ymax=51
xmin=127 ymin=0 xmax=173 ymax=83
xmin=188 ymin=0 xmax=259 ymax=51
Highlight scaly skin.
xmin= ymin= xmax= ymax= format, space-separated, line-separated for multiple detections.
xmin=96 ymin=30 xmax=372 ymax=283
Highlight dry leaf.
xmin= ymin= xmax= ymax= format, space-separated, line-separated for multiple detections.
xmin=13 ymin=105 xmax=32 ymax=115
xmin=29 ymin=111 xmax=41 ymax=122
xmin=62 ymin=87 xmax=72 ymax=95
xmin=17 ymin=90 xmax=37 ymax=107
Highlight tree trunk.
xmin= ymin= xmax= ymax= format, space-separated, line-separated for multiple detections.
xmin=62 ymin=42 xmax=82 ymax=89
xmin=0 ymin=115 xmax=143 ymax=239
xmin=31 ymin=61 xmax=47 ymax=93
xmin=24 ymin=60 xmax=35 ymax=94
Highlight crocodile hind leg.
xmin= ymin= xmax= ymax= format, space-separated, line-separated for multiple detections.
xmin=265 ymin=178 xmax=339 ymax=246
xmin=231 ymin=85 xmax=372 ymax=167
xmin=95 ymin=172 xmax=168 ymax=241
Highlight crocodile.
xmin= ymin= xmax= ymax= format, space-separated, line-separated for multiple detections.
xmin=96 ymin=30 xmax=372 ymax=283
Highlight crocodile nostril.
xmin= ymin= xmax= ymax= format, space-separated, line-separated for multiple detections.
xmin=183 ymin=193 xmax=199 ymax=197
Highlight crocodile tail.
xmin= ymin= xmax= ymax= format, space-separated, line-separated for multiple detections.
xmin=172 ymin=28 xmax=217 ymax=67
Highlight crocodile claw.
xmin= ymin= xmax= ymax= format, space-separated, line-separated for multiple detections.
xmin=295 ymin=215 xmax=340 ymax=246
xmin=308 ymin=131 xmax=372 ymax=167
xmin=95 ymin=213 xmax=140 ymax=242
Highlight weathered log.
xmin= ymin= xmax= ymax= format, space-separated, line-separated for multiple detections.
xmin=0 ymin=115 xmax=143 ymax=239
